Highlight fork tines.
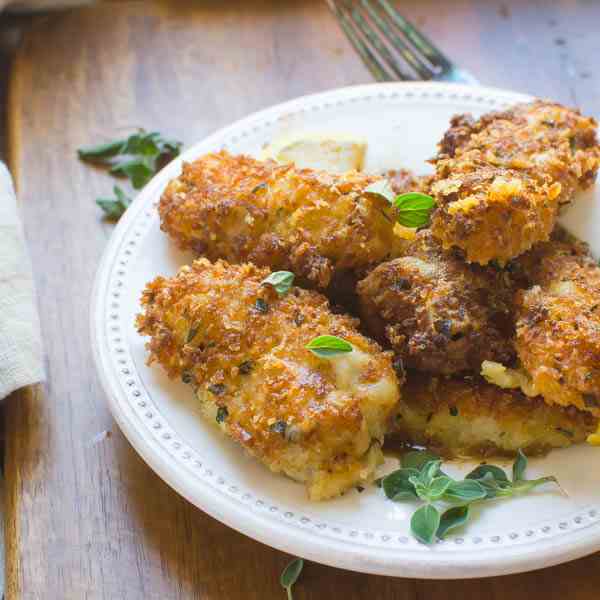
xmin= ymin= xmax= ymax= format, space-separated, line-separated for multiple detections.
xmin=326 ymin=0 xmax=452 ymax=82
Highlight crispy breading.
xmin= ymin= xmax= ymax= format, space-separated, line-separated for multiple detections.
xmin=389 ymin=373 xmax=598 ymax=459
xmin=159 ymin=150 xmax=406 ymax=288
xmin=384 ymin=169 xmax=433 ymax=196
xmin=356 ymin=230 xmax=515 ymax=375
xmin=136 ymin=259 xmax=400 ymax=500
xmin=512 ymin=231 xmax=600 ymax=417
xmin=430 ymin=100 xmax=600 ymax=265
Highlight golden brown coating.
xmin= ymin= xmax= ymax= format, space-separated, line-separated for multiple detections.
xmin=136 ymin=259 xmax=400 ymax=500
xmin=159 ymin=150 xmax=406 ymax=289
xmin=384 ymin=168 xmax=433 ymax=196
xmin=389 ymin=373 xmax=598 ymax=459
xmin=430 ymin=100 xmax=600 ymax=265
xmin=513 ymin=231 xmax=600 ymax=417
xmin=356 ymin=230 xmax=515 ymax=375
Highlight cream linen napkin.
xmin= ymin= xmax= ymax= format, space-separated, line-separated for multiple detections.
xmin=0 ymin=162 xmax=44 ymax=399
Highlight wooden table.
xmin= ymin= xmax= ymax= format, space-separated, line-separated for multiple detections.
xmin=4 ymin=1 xmax=600 ymax=597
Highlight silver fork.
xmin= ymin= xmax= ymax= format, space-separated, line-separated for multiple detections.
xmin=326 ymin=0 xmax=479 ymax=85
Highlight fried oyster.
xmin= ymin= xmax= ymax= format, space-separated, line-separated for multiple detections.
xmin=159 ymin=150 xmax=406 ymax=289
xmin=389 ymin=373 xmax=598 ymax=459
xmin=356 ymin=230 xmax=515 ymax=375
xmin=136 ymin=259 xmax=400 ymax=500
xmin=430 ymin=100 xmax=600 ymax=265
xmin=510 ymin=231 xmax=600 ymax=419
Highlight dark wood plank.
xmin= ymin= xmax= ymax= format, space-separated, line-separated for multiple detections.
xmin=4 ymin=1 xmax=600 ymax=598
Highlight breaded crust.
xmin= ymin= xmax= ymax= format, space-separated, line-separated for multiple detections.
xmin=136 ymin=259 xmax=400 ymax=500
xmin=430 ymin=100 xmax=600 ymax=265
xmin=356 ymin=230 xmax=515 ymax=375
xmin=159 ymin=150 xmax=407 ymax=288
xmin=513 ymin=231 xmax=600 ymax=417
xmin=389 ymin=373 xmax=598 ymax=459
xmin=384 ymin=169 xmax=433 ymax=196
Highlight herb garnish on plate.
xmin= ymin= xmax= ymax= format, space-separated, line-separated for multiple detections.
xmin=381 ymin=449 xmax=561 ymax=544
xmin=365 ymin=180 xmax=436 ymax=229
xmin=261 ymin=271 xmax=295 ymax=296
xmin=305 ymin=335 xmax=353 ymax=358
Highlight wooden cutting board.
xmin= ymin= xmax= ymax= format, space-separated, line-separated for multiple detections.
xmin=5 ymin=1 xmax=600 ymax=598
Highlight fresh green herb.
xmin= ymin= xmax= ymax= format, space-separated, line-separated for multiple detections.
xmin=78 ymin=139 xmax=128 ymax=160
xmin=79 ymin=129 xmax=182 ymax=172
xmin=216 ymin=406 xmax=228 ymax=423
xmin=466 ymin=455 xmax=559 ymax=500
xmin=78 ymin=129 xmax=182 ymax=220
xmin=238 ymin=360 xmax=254 ymax=375
xmin=466 ymin=464 xmax=509 ymax=484
xmin=401 ymin=450 xmax=441 ymax=471
xmin=110 ymin=157 xmax=155 ymax=189
xmin=382 ymin=467 xmax=419 ymax=500
xmin=364 ymin=179 xmax=396 ymax=203
xmin=208 ymin=384 xmax=226 ymax=396
xmin=305 ymin=335 xmax=353 ymax=358
xmin=186 ymin=323 xmax=201 ymax=344
xmin=262 ymin=271 xmax=295 ymax=296
xmin=415 ymin=460 xmax=443 ymax=487
xmin=410 ymin=504 xmax=440 ymax=545
xmin=380 ymin=449 xmax=560 ymax=544
xmin=512 ymin=448 xmax=527 ymax=482
xmin=437 ymin=505 xmax=470 ymax=539
xmin=444 ymin=479 xmax=487 ymax=503
xmin=364 ymin=180 xmax=436 ymax=229
xmin=280 ymin=558 xmax=304 ymax=600
xmin=410 ymin=472 xmax=453 ymax=502
xmin=96 ymin=186 xmax=132 ymax=221
xmin=393 ymin=192 xmax=436 ymax=228
xmin=255 ymin=298 xmax=269 ymax=313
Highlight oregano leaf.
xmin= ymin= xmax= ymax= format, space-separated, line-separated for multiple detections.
xmin=444 ymin=479 xmax=487 ymax=503
xmin=513 ymin=449 xmax=528 ymax=482
xmin=411 ymin=504 xmax=440 ymax=545
xmin=306 ymin=335 xmax=353 ymax=358
xmin=437 ymin=505 xmax=470 ymax=539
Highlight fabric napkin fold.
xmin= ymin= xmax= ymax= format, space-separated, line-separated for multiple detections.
xmin=0 ymin=162 xmax=44 ymax=399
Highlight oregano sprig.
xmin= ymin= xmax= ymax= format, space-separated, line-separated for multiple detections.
xmin=78 ymin=129 xmax=183 ymax=220
xmin=380 ymin=449 xmax=560 ymax=544
xmin=365 ymin=180 xmax=436 ymax=229
xmin=95 ymin=185 xmax=132 ymax=221
xmin=261 ymin=271 xmax=295 ymax=296
xmin=280 ymin=558 xmax=304 ymax=600
xmin=305 ymin=335 xmax=353 ymax=358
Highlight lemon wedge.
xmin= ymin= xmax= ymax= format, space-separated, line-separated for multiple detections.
xmin=261 ymin=135 xmax=366 ymax=173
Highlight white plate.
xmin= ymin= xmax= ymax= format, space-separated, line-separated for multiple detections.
xmin=91 ymin=82 xmax=600 ymax=579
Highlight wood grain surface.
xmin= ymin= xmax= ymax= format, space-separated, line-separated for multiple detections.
xmin=4 ymin=0 xmax=600 ymax=598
